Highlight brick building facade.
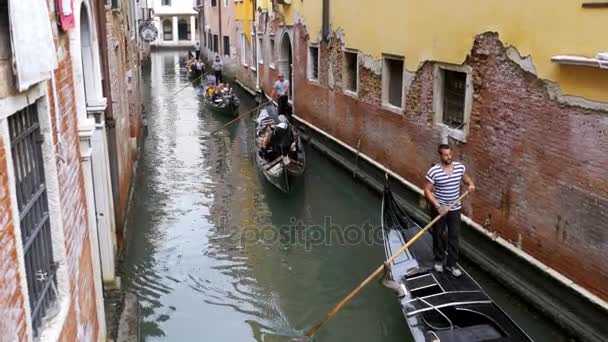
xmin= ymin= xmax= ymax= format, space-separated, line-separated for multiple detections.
xmin=288 ymin=25 xmax=608 ymax=301
xmin=0 ymin=0 xmax=144 ymax=340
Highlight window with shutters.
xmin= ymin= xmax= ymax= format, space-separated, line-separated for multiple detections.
xmin=307 ymin=45 xmax=319 ymax=81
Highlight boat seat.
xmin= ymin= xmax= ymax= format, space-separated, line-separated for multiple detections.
xmin=405 ymin=273 xmax=442 ymax=292
xmin=429 ymin=324 xmax=503 ymax=342
xmin=404 ymin=291 xmax=491 ymax=317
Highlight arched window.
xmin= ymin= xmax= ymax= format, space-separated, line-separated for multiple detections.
xmin=163 ymin=19 xmax=172 ymax=41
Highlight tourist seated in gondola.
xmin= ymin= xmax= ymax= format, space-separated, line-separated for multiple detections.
xmin=259 ymin=115 xmax=294 ymax=161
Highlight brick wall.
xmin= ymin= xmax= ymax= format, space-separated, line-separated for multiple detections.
xmin=105 ymin=10 xmax=138 ymax=241
xmin=0 ymin=140 xmax=28 ymax=342
xmin=291 ymin=25 xmax=608 ymax=301
xmin=51 ymin=34 xmax=99 ymax=341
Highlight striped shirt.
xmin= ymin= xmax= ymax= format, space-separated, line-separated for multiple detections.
xmin=426 ymin=162 xmax=465 ymax=211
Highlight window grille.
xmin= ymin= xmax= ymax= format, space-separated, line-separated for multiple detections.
xmin=8 ymin=103 xmax=57 ymax=337
xmin=442 ymin=70 xmax=466 ymax=129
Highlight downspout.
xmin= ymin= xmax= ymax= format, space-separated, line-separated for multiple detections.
xmin=218 ymin=0 xmax=222 ymax=57
xmin=253 ymin=0 xmax=259 ymax=89
xmin=95 ymin=0 xmax=120 ymax=212
xmin=322 ymin=0 xmax=329 ymax=42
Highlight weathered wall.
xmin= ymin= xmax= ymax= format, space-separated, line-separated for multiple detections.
xmin=104 ymin=8 xmax=142 ymax=241
xmin=296 ymin=0 xmax=608 ymax=103
xmin=292 ymin=23 xmax=608 ymax=301
xmin=0 ymin=140 xmax=28 ymax=341
xmin=50 ymin=33 xmax=100 ymax=341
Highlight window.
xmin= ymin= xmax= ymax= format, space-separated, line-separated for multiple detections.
xmin=269 ymin=37 xmax=275 ymax=66
xmin=258 ymin=37 xmax=264 ymax=64
xmin=223 ymin=35 xmax=230 ymax=56
xmin=211 ymin=0 xmax=217 ymax=6
xmin=308 ymin=45 xmax=319 ymax=81
xmin=8 ymin=104 xmax=56 ymax=337
xmin=213 ymin=34 xmax=219 ymax=53
xmin=250 ymin=34 xmax=256 ymax=69
xmin=208 ymin=31 xmax=212 ymax=49
xmin=343 ymin=50 xmax=358 ymax=93
xmin=442 ymin=70 xmax=467 ymax=129
xmin=433 ymin=64 xmax=472 ymax=142
xmin=203 ymin=30 xmax=207 ymax=47
xmin=224 ymin=0 xmax=228 ymax=6
xmin=163 ymin=19 xmax=173 ymax=41
xmin=382 ymin=56 xmax=404 ymax=109
xmin=241 ymin=33 xmax=247 ymax=65
xmin=161 ymin=0 xmax=171 ymax=6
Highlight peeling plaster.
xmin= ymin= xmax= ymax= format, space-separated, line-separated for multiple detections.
xmin=359 ymin=53 xmax=382 ymax=76
xmin=545 ymin=81 xmax=608 ymax=112
xmin=505 ymin=46 xmax=537 ymax=75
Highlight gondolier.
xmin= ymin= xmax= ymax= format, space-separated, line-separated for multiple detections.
xmin=271 ymin=73 xmax=290 ymax=117
xmin=212 ymin=55 xmax=223 ymax=85
xmin=424 ymin=144 xmax=475 ymax=277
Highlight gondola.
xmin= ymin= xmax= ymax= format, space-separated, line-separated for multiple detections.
xmin=253 ymin=100 xmax=305 ymax=193
xmin=381 ymin=186 xmax=533 ymax=342
xmin=201 ymin=83 xmax=240 ymax=117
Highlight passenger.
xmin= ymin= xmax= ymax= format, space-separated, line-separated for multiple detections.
xmin=270 ymin=115 xmax=294 ymax=157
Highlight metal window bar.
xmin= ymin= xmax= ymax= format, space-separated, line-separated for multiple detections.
xmin=8 ymin=103 xmax=57 ymax=337
xmin=442 ymin=70 xmax=466 ymax=129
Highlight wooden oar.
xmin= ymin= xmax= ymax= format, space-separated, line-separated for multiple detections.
xmin=209 ymin=101 xmax=270 ymax=135
xmin=297 ymin=190 xmax=470 ymax=341
xmin=170 ymin=70 xmax=212 ymax=98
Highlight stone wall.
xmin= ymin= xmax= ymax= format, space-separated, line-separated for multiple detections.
xmin=292 ymin=24 xmax=608 ymax=301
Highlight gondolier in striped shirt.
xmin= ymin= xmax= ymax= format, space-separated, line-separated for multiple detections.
xmin=424 ymin=144 xmax=475 ymax=277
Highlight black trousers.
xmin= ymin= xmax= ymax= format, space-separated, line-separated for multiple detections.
xmin=195 ymin=50 xmax=200 ymax=60
xmin=430 ymin=208 xmax=461 ymax=267
xmin=214 ymin=70 xmax=223 ymax=85
xmin=277 ymin=95 xmax=289 ymax=116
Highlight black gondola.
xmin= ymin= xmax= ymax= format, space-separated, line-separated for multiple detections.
xmin=253 ymin=100 xmax=305 ymax=193
xmin=202 ymin=83 xmax=240 ymax=116
xmin=381 ymin=187 xmax=533 ymax=342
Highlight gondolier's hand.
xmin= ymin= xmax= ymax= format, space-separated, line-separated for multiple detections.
xmin=467 ymin=184 xmax=476 ymax=192
xmin=437 ymin=205 xmax=449 ymax=216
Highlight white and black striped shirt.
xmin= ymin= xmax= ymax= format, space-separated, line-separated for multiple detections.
xmin=426 ymin=162 xmax=466 ymax=211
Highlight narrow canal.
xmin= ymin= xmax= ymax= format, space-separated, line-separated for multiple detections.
xmin=122 ymin=51 xmax=572 ymax=341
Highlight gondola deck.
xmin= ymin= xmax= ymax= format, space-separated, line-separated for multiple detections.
xmin=382 ymin=188 xmax=533 ymax=342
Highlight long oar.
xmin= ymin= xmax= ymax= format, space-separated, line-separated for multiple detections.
xmin=209 ymin=101 xmax=270 ymax=135
xmin=170 ymin=70 xmax=212 ymax=98
xmin=298 ymin=190 xmax=470 ymax=341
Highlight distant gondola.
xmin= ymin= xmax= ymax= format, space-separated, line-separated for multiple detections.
xmin=201 ymin=82 xmax=240 ymax=116
xmin=253 ymin=98 xmax=305 ymax=193
xmin=381 ymin=186 xmax=533 ymax=342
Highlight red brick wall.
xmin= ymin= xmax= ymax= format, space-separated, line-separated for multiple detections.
xmin=51 ymin=35 xmax=100 ymax=341
xmin=105 ymin=10 xmax=137 ymax=241
xmin=291 ymin=26 xmax=608 ymax=301
xmin=0 ymin=140 xmax=28 ymax=342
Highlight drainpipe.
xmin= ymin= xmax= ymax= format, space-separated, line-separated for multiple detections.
xmin=322 ymin=0 xmax=329 ymax=42
xmin=218 ymin=0 xmax=222 ymax=57
xmin=95 ymin=0 xmax=120 ymax=212
xmin=253 ymin=0 xmax=259 ymax=89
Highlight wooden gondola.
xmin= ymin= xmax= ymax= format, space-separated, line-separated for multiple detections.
xmin=253 ymin=101 xmax=305 ymax=193
xmin=201 ymin=83 xmax=240 ymax=117
xmin=381 ymin=186 xmax=533 ymax=342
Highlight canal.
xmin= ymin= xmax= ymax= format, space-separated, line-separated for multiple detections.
xmin=121 ymin=51 xmax=573 ymax=341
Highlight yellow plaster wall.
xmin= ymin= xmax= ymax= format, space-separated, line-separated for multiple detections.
xmin=294 ymin=0 xmax=608 ymax=103
xmin=235 ymin=0 xmax=254 ymax=42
